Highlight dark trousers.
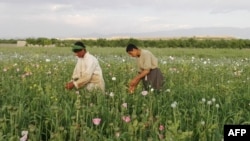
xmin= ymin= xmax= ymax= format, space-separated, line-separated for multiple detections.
xmin=142 ymin=68 xmax=164 ymax=91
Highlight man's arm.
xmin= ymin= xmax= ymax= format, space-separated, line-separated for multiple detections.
xmin=132 ymin=69 xmax=150 ymax=84
xmin=129 ymin=69 xmax=150 ymax=93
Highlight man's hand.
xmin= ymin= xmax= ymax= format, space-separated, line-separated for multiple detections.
xmin=128 ymin=85 xmax=135 ymax=94
xmin=128 ymin=77 xmax=140 ymax=94
xmin=65 ymin=81 xmax=75 ymax=90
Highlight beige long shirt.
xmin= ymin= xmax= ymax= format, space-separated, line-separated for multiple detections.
xmin=136 ymin=49 xmax=158 ymax=72
xmin=72 ymin=52 xmax=105 ymax=91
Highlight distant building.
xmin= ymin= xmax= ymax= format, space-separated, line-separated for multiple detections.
xmin=17 ymin=41 xmax=26 ymax=47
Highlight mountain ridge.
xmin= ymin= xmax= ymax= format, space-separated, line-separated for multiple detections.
xmin=80 ymin=27 xmax=250 ymax=39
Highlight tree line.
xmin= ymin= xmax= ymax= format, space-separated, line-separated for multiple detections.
xmin=1 ymin=37 xmax=250 ymax=48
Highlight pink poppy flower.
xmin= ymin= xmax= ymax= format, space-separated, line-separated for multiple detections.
xmin=159 ymin=125 xmax=165 ymax=131
xmin=20 ymin=131 xmax=28 ymax=141
xmin=122 ymin=116 xmax=131 ymax=123
xmin=92 ymin=118 xmax=101 ymax=125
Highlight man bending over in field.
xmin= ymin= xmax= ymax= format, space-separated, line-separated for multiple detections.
xmin=126 ymin=43 xmax=164 ymax=93
xmin=65 ymin=41 xmax=105 ymax=92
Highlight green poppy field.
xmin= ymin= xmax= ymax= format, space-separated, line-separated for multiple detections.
xmin=0 ymin=47 xmax=249 ymax=141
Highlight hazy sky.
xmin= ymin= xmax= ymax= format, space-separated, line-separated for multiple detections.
xmin=0 ymin=0 xmax=249 ymax=38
